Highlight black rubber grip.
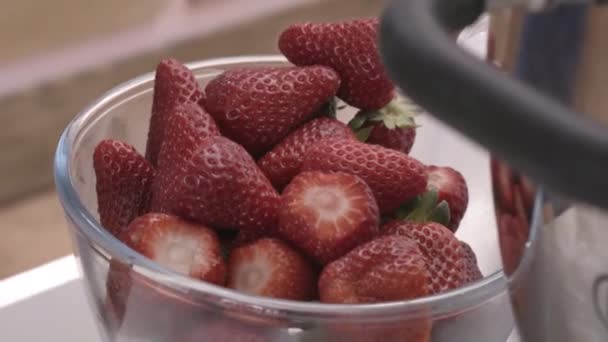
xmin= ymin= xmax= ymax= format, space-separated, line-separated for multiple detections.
xmin=379 ymin=0 xmax=608 ymax=209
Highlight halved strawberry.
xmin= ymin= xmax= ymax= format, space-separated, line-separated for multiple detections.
xmin=318 ymin=234 xmax=430 ymax=303
xmin=226 ymin=238 xmax=316 ymax=300
xmin=148 ymin=102 xmax=220 ymax=212
xmin=257 ymin=117 xmax=355 ymax=191
xmin=204 ymin=66 xmax=340 ymax=157
xmin=426 ymin=165 xmax=469 ymax=232
xmin=301 ymin=138 xmax=427 ymax=214
xmin=460 ymin=241 xmax=483 ymax=283
xmin=381 ymin=220 xmax=466 ymax=294
xmin=278 ymin=171 xmax=379 ymax=264
xmin=120 ymin=213 xmax=226 ymax=285
xmin=146 ymin=58 xmax=203 ymax=166
xmin=279 ymin=18 xmax=394 ymax=110
xmin=93 ymin=139 xmax=154 ymax=237
xmin=160 ymin=136 xmax=280 ymax=233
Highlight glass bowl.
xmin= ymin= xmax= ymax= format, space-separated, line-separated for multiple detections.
xmin=54 ymin=51 xmax=516 ymax=341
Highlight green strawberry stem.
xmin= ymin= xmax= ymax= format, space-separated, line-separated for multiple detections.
xmin=347 ymin=95 xmax=420 ymax=142
xmin=393 ymin=190 xmax=451 ymax=226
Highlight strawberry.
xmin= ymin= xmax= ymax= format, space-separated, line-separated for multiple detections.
xmin=426 ymin=165 xmax=469 ymax=232
xmin=226 ymin=238 xmax=316 ymax=300
xmin=278 ymin=171 xmax=380 ymax=264
xmin=348 ymin=97 xmax=419 ymax=154
xmin=318 ymin=235 xmax=430 ymax=303
xmin=120 ymin=213 xmax=226 ymax=285
xmin=161 ymin=136 xmax=280 ymax=233
xmin=301 ymin=138 xmax=427 ymax=215
xmin=258 ymin=117 xmax=355 ymax=190
xmin=497 ymin=213 xmax=528 ymax=276
xmin=491 ymin=158 xmax=515 ymax=214
xmin=148 ymin=102 xmax=220 ymax=212
xmin=146 ymin=58 xmax=203 ymax=166
xmin=279 ymin=18 xmax=394 ymax=110
xmin=460 ymin=241 xmax=483 ymax=283
xmin=381 ymin=220 xmax=466 ymax=294
xmin=204 ymin=66 xmax=340 ymax=157
xmin=93 ymin=139 xmax=154 ymax=237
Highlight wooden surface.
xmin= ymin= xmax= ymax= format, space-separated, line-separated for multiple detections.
xmin=0 ymin=0 xmax=385 ymax=278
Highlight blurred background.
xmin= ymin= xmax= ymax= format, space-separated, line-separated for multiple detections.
xmin=0 ymin=0 xmax=387 ymax=279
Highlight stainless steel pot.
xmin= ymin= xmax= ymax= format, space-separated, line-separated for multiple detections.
xmin=380 ymin=1 xmax=608 ymax=341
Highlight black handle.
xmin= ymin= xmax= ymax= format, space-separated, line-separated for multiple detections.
xmin=379 ymin=0 xmax=608 ymax=209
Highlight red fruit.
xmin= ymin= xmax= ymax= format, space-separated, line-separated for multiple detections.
xmin=120 ymin=213 xmax=226 ymax=285
xmin=93 ymin=139 xmax=154 ymax=237
xmin=381 ymin=220 xmax=466 ymax=294
xmin=279 ymin=18 xmax=394 ymax=110
xmin=162 ymin=136 xmax=280 ymax=233
xmin=319 ymin=235 xmax=430 ymax=303
xmin=149 ymin=102 xmax=220 ymax=212
xmin=301 ymin=138 xmax=427 ymax=214
xmin=227 ymin=238 xmax=316 ymax=300
xmin=278 ymin=171 xmax=380 ymax=264
xmin=146 ymin=58 xmax=203 ymax=165
xmin=258 ymin=117 xmax=355 ymax=190
xmin=498 ymin=213 xmax=528 ymax=276
xmin=460 ymin=241 xmax=483 ymax=283
xmin=366 ymin=124 xmax=416 ymax=154
xmin=491 ymin=158 xmax=515 ymax=213
xmin=204 ymin=66 xmax=340 ymax=157
xmin=426 ymin=165 xmax=469 ymax=232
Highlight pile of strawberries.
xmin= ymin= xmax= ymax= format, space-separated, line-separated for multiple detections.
xmin=93 ymin=18 xmax=482 ymax=307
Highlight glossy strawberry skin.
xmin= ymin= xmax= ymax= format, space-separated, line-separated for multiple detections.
xmin=278 ymin=171 xmax=380 ymax=265
xmin=381 ymin=220 xmax=466 ymax=294
xmin=161 ymin=136 xmax=280 ymax=233
xmin=426 ymin=165 xmax=469 ymax=232
xmin=301 ymin=138 xmax=427 ymax=215
xmin=93 ymin=139 xmax=154 ymax=237
xmin=227 ymin=238 xmax=316 ymax=300
xmin=146 ymin=59 xmax=203 ymax=166
xmin=318 ymin=234 xmax=430 ymax=304
xmin=460 ymin=241 xmax=483 ymax=283
xmin=204 ymin=66 xmax=340 ymax=157
xmin=258 ymin=117 xmax=355 ymax=191
xmin=279 ymin=18 xmax=394 ymax=110
xmin=148 ymin=102 xmax=220 ymax=212
xmin=366 ymin=124 xmax=416 ymax=154
xmin=120 ymin=213 xmax=226 ymax=285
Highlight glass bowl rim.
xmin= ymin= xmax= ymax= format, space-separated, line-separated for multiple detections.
xmin=54 ymin=54 xmax=532 ymax=319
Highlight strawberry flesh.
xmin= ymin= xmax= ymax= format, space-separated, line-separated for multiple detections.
xmin=301 ymin=138 xmax=427 ymax=214
xmin=278 ymin=171 xmax=380 ymax=264
xmin=146 ymin=59 xmax=203 ymax=166
xmin=381 ymin=220 xmax=466 ymax=294
xmin=161 ymin=136 xmax=280 ymax=233
xmin=204 ymin=66 xmax=340 ymax=157
xmin=120 ymin=213 xmax=226 ymax=285
xmin=258 ymin=117 xmax=355 ymax=191
xmin=279 ymin=18 xmax=394 ymax=110
xmin=426 ymin=165 xmax=469 ymax=232
xmin=227 ymin=238 xmax=316 ymax=300
xmin=149 ymin=102 xmax=220 ymax=212
xmin=319 ymin=234 xmax=430 ymax=303
xmin=93 ymin=139 xmax=154 ymax=237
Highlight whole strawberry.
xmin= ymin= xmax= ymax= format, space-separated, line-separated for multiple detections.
xmin=426 ymin=165 xmax=469 ymax=231
xmin=460 ymin=241 xmax=483 ymax=283
xmin=146 ymin=58 xmax=203 ymax=166
xmin=258 ymin=117 xmax=355 ymax=190
xmin=149 ymin=102 xmax=220 ymax=212
xmin=279 ymin=18 xmax=394 ymax=110
xmin=93 ymin=139 xmax=154 ymax=237
xmin=301 ymin=138 xmax=427 ymax=214
xmin=278 ymin=171 xmax=380 ymax=264
xmin=204 ymin=66 xmax=340 ymax=157
xmin=349 ymin=97 xmax=419 ymax=154
xmin=227 ymin=238 xmax=316 ymax=300
xmin=381 ymin=220 xmax=467 ymax=294
xmin=160 ymin=136 xmax=280 ymax=233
